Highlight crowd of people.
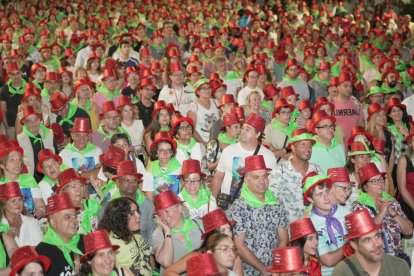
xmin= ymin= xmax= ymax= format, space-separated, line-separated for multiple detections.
xmin=0 ymin=0 xmax=413 ymax=275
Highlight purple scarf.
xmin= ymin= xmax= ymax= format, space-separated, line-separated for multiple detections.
xmin=312 ymin=204 xmax=344 ymax=247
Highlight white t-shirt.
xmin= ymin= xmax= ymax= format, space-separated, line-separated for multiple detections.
xmin=177 ymin=193 xmax=218 ymax=219
xmin=122 ymin=120 xmax=145 ymax=148
xmin=59 ymin=143 xmax=102 ymax=171
xmin=158 ymin=85 xmax=196 ymax=115
xmin=237 ymin=86 xmax=264 ymax=106
xmin=402 ymin=95 xmax=414 ymax=118
xmin=188 ymin=100 xmax=219 ymax=143
xmin=216 ymin=142 xmax=276 ymax=195
xmin=3 ymin=215 xmax=43 ymax=247
xmin=38 ymin=179 xmax=55 ymax=203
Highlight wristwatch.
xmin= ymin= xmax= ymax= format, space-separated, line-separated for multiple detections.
xmin=165 ymin=234 xmax=172 ymax=238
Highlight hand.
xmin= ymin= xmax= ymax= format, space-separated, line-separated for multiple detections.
xmin=377 ymin=198 xmax=392 ymax=214
xmin=155 ymin=215 xmax=171 ymax=234
xmin=259 ymin=268 xmax=271 ymax=276
xmin=388 ymin=206 xmax=398 ymax=217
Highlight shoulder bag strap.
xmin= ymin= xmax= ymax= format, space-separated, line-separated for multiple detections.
xmin=343 ymin=258 xmax=359 ymax=276
xmin=276 ymin=135 xmax=288 ymax=164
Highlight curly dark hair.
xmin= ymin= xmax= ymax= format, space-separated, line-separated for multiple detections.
xmin=98 ymin=197 xmax=139 ymax=243
xmin=149 ymin=140 xmax=177 ymax=161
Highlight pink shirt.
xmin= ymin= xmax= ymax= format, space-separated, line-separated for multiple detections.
xmin=92 ymin=92 xmax=120 ymax=113
xmin=333 ymin=96 xmax=364 ymax=146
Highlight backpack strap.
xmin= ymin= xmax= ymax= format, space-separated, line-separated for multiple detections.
xmin=343 ymin=258 xmax=360 ymax=275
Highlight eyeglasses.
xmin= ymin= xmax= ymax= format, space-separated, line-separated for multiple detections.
xmin=199 ymin=86 xmax=212 ymax=92
xmin=184 ymin=179 xmax=201 ymax=185
xmin=215 ymin=246 xmax=237 ymax=254
xmin=179 ymin=125 xmax=192 ymax=131
xmin=105 ymin=78 xmax=117 ymax=83
xmin=334 ymin=184 xmax=352 ymax=193
xmin=171 ymin=73 xmax=184 ymax=77
xmin=158 ymin=149 xmax=172 ymax=155
xmin=316 ymin=124 xmax=335 ymax=130
xmin=367 ymin=177 xmax=385 ymax=185
xmin=104 ymin=116 xmax=120 ymax=121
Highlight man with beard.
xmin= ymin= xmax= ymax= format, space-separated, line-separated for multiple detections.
xmin=333 ymin=209 xmax=410 ymax=275
xmin=277 ymin=59 xmax=310 ymax=101
xmin=74 ymin=30 xmax=97 ymax=68
xmin=269 ymin=128 xmax=321 ymax=224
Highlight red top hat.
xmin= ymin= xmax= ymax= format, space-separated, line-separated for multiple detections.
xmin=9 ymin=49 xmax=23 ymax=58
xmin=367 ymin=103 xmax=385 ymax=122
xmin=180 ymin=159 xmax=206 ymax=178
xmin=170 ymin=113 xmax=194 ymax=136
xmin=140 ymin=47 xmax=151 ymax=58
xmin=166 ymin=48 xmax=180 ymax=59
xmin=373 ymin=138 xmax=385 ymax=154
xmin=381 ymin=69 xmax=400 ymax=82
xmin=10 ymin=246 xmax=51 ymax=276
xmin=154 ymin=190 xmax=184 ymax=214
xmin=152 ymin=100 xmax=174 ymax=118
xmin=274 ymin=49 xmax=288 ymax=63
xmin=281 ymin=86 xmax=299 ymax=99
xmin=57 ymin=168 xmax=86 ymax=194
xmin=201 ymin=208 xmax=236 ymax=238
xmin=0 ymin=140 xmax=23 ymax=160
xmin=328 ymin=76 xmax=338 ymax=88
xmin=344 ymin=209 xmax=382 ymax=240
xmin=241 ymin=155 xmax=271 ymax=175
xmin=285 ymin=59 xmax=298 ymax=72
xmin=406 ymin=128 xmax=414 ymax=144
xmin=45 ymin=72 xmax=59 ymax=82
xmin=263 ymin=83 xmax=280 ymax=100
xmin=102 ymin=59 xmax=118 ymax=70
xmin=150 ymin=131 xmax=177 ymax=152
xmin=245 ymin=113 xmax=266 ymax=133
xmin=266 ymin=247 xmax=307 ymax=273
xmin=348 ymin=126 xmax=374 ymax=145
xmin=187 ymin=253 xmax=220 ymax=276
xmin=406 ymin=67 xmax=414 ymax=79
xmin=69 ymin=118 xmax=92 ymax=134
xmin=6 ymin=61 xmax=20 ymax=73
xmin=385 ymin=97 xmax=406 ymax=113
xmin=20 ymin=105 xmax=42 ymax=125
xmin=273 ymin=98 xmax=294 ymax=115
xmin=58 ymin=67 xmax=73 ymax=78
xmin=37 ymin=149 xmax=62 ymax=174
xmin=64 ymin=48 xmax=75 ymax=57
xmin=140 ymin=77 xmax=157 ymax=91
xmin=87 ymin=52 xmax=101 ymax=64
xmin=289 ymin=217 xmax=316 ymax=243
xmin=44 ymin=193 xmax=79 ymax=217
xmin=188 ymin=55 xmax=201 ymax=65
xmin=337 ymin=72 xmax=354 ymax=85
xmin=113 ymin=160 xmax=143 ymax=181
xmin=298 ymin=99 xmax=312 ymax=111
xmin=82 ymin=229 xmax=120 ymax=261
xmin=231 ymin=106 xmax=245 ymax=122
xmin=99 ymin=145 xmax=126 ymax=169
xmin=389 ymin=48 xmax=402 ymax=57
xmin=48 ymin=123 xmax=64 ymax=144
xmin=73 ymin=79 xmax=93 ymax=97
xmin=187 ymin=66 xmax=200 ymax=76
xmin=314 ymin=97 xmax=334 ymax=112
xmin=358 ymin=162 xmax=386 ymax=186
xmin=102 ymin=69 xmax=117 ymax=81
xmin=49 ymin=93 xmax=68 ymax=112
xmin=318 ymin=61 xmax=331 ymax=71
xmin=0 ymin=182 xmax=22 ymax=200
xmin=221 ymin=113 xmax=240 ymax=130
xmin=100 ymin=100 xmax=119 ymax=118
xmin=117 ymin=95 xmax=134 ymax=110
xmin=311 ymin=110 xmax=336 ymax=132
xmin=327 ymin=167 xmax=353 ymax=184
xmin=125 ymin=66 xmax=139 ymax=81
xmin=218 ymin=94 xmax=236 ymax=108
xmin=243 ymin=64 xmax=258 ymax=79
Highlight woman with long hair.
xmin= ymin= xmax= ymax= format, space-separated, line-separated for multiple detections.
xmin=59 ymin=67 xmax=74 ymax=99
xmin=143 ymin=101 xmax=173 ymax=153
xmin=99 ymin=197 xmax=152 ymax=275
xmin=244 ymin=90 xmax=270 ymax=124
xmin=86 ymin=53 xmax=102 ymax=85
xmin=71 ymin=80 xmax=99 ymax=131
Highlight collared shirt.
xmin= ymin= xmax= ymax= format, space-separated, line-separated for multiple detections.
xmin=269 ymin=159 xmax=321 ymax=224
xmin=310 ymin=137 xmax=346 ymax=174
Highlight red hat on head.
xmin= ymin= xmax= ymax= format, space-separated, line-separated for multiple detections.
xmin=221 ymin=113 xmax=240 ymax=130
xmin=49 ymin=93 xmax=68 ymax=112
xmin=337 ymin=72 xmax=354 ymax=85
xmin=389 ymin=48 xmax=402 ymax=57
xmin=99 ymin=101 xmax=119 ymax=118
xmin=45 ymin=72 xmax=59 ymax=82
xmin=58 ymin=67 xmax=73 ymax=78
xmin=0 ymin=182 xmax=22 ymax=200
xmin=311 ymin=110 xmax=336 ymax=132
xmin=10 ymin=246 xmax=50 ymax=276
xmin=70 ymin=118 xmax=92 ymax=133
xmin=273 ymin=98 xmax=294 ymax=115
xmin=187 ymin=253 xmax=220 ymax=276
xmin=218 ymin=94 xmax=236 ymax=108
xmin=328 ymin=76 xmax=338 ymax=88
xmin=266 ymin=247 xmax=307 ymax=273
xmin=113 ymin=160 xmax=143 ymax=181
xmin=82 ymin=229 xmax=120 ymax=261
xmin=274 ymin=49 xmax=288 ymax=63
xmin=48 ymin=123 xmax=64 ymax=144
xmin=314 ymin=97 xmax=334 ymax=113
xmin=64 ymin=48 xmax=75 ymax=57
xmin=373 ymin=138 xmax=385 ymax=154
xmin=245 ymin=113 xmax=266 ymax=133
xmin=87 ymin=52 xmax=101 ymax=64
xmin=37 ymin=149 xmax=62 ymax=174
xmin=318 ymin=61 xmax=331 ymax=71
xmin=285 ymin=59 xmax=298 ymax=72
xmin=381 ymin=69 xmax=400 ymax=82
xmin=117 ymin=95 xmax=134 ymax=110
xmin=154 ymin=190 xmax=184 ymax=214
xmin=201 ymin=208 xmax=236 ymax=238
xmin=169 ymin=61 xmax=183 ymax=73
xmin=298 ymin=99 xmax=312 ymax=111
xmin=6 ymin=61 xmax=20 ymax=73
xmin=170 ymin=113 xmax=194 ymax=136
xmin=20 ymin=105 xmax=42 ymax=125
xmin=99 ymin=145 xmax=126 ymax=169
xmin=406 ymin=67 xmax=414 ymax=79
xmin=385 ymin=97 xmax=406 ymax=113
xmin=280 ymin=86 xmax=299 ymax=99
xmin=367 ymin=103 xmax=385 ymax=122
xmin=140 ymin=77 xmax=157 ymax=91
xmin=289 ymin=218 xmax=316 ymax=243
xmin=187 ymin=66 xmax=201 ymax=76
xmin=231 ymin=106 xmax=245 ymax=122
xmin=140 ymin=47 xmax=151 ymax=58
xmin=73 ymin=79 xmax=93 ymax=97
xmin=102 ymin=59 xmax=118 ymax=70
xmin=243 ymin=64 xmax=258 ymax=79
xmin=44 ymin=193 xmax=79 ymax=217
xmin=180 ymin=159 xmax=206 ymax=178
xmin=241 ymin=155 xmax=271 ymax=175
xmin=152 ymin=100 xmax=174 ymax=118
xmin=327 ymin=167 xmax=353 ymax=184
xmin=358 ymin=162 xmax=386 ymax=186
xmin=101 ymin=69 xmax=117 ymax=81
xmin=166 ymin=47 xmax=180 ymax=59
xmin=344 ymin=209 xmax=382 ymax=240
xmin=150 ymin=131 xmax=177 ymax=152
xmin=57 ymin=168 xmax=86 ymax=194
xmin=9 ymin=49 xmax=23 ymax=58
xmin=263 ymin=83 xmax=280 ymax=100
xmin=0 ymin=140 xmax=23 ymax=160
xmin=348 ymin=126 xmax=374 ymax=145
